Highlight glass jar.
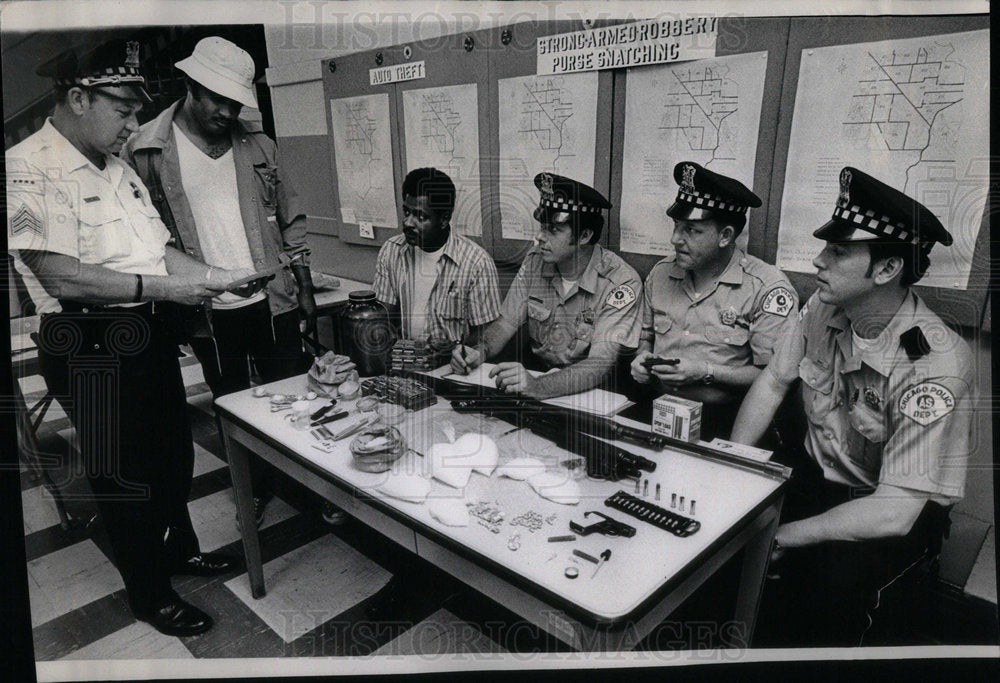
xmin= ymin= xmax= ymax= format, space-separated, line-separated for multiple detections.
xmin=340 ymin=290 xmax=395 ymax=376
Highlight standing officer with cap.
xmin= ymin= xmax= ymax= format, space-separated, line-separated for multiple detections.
xmin=731 ymin=167 xmax=973 ymax=645
xmin=451 ymin=173 xmax=642 ymax=399
xmin=7 ymin=40 xmax=259 ymax=636
xmin=630 ymin=162 xmax=798 ymax=439
xmin=122 ymin=36 xmax=317 ymax=527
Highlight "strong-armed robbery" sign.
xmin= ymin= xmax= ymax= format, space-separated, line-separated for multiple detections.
xmin=537 ymin=17 xmax=718 ymax=75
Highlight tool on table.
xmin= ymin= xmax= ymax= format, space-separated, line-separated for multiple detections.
xmin=332 ymin=415 xmax=375 ymax=441
xmin=640 ymin=357 xmax=680 ymax=370
xmin=548 ymin=535 xmax=575 ymax=543
xmin=564 ymin=567 xmax=579 ymax=579
xmin=270 ymin=404 xmax=292 ymax=413
xmin=591 ymin=549 xmax=612 ymax=578
xmin=311 ymin=410 xmax=350 ymax=427
xmin=572 ymin=549 xmax=600 ymax=564
xmin=655 ymin=483 xmax=661 ymax=501
xmin=643 ymin=480 xmax=649 ymax=497
xmin=310 ymin=402 xmax=337 ymax=421
xmin=569 ymin=511 xmax=636 ymax=538
xmin=604 ymin=490 xmax=701 ymax=537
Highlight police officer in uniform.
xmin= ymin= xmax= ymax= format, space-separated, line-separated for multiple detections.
xmin=7 ymin=40 xmax=260 ymax=636
xmin=450 ymin=173 xmax=642 ymax=399
xmin=731 ymin=167 xmax=973 ymax=645
xmin=631 ymin=162 xmax=798 ymax=439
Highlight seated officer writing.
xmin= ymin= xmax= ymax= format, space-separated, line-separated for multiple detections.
xmin=373 ymin=167 xmax=501 ymax=348
xmin=731 ymin=167 xmax=973 ymax=645
xmin=450 ymin=173 xmax=642 ymax=399
xmin=630 ymin=162 xmax=798 ymax=439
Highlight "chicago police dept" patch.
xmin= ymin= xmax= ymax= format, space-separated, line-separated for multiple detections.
xmin=761 ymin=286 xmax=794 ymax=317
xmin=898 ymin=382 xmax=955 ymax=426
xmin=606 ymin=284 xmax=636 ymax=310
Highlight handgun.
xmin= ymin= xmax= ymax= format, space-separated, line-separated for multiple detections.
xmin=640 ymin=357 xmax=680 ymax=369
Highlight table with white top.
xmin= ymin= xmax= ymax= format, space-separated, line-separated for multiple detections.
xmin=216 ymin=370 xmax=789 ymax=650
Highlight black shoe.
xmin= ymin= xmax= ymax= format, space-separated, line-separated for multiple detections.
xmin=134 ymin=598 xmax=213 ymax=637
xmin=174 ymin=551 xmax=239 ymax=577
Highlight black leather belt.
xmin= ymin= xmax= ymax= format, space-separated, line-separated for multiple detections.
xmin=54 ymin=301 xmax=158 ymax=316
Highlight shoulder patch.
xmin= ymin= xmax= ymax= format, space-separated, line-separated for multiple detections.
xmin=605 ymin=284 xmax=637 ymax=310
xmin=898 ymin=382 xmax=955 ymax=426
xmin=761 ymin=286 xmax=794 ymax=317
xmin=9 ymin=204 xmax=44 ymax=237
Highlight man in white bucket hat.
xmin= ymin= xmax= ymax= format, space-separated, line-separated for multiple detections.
xmin=123 ymin=37 xmax=325 ymax=528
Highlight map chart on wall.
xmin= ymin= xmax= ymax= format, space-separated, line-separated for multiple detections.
xmin=778 ymin=30 xmax=989 ymax=289
xmin=619 ymin=52 xmax=768 ymax=255
xmin=497 ymin=72 xmax=599 ymax=241
xmin=402 ymin=84 xmax=482 ymax=236
xmin=329 ymin=93 xmax=398 ymax=228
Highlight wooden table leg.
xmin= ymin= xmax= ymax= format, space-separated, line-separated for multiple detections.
xmin=734 ymin=499 xmax=783 ymax=646
xmin=219 ymin=415 xmax=266 ymax=598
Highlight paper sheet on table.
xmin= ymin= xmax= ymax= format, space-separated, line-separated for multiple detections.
xmin=443 ymin=363 xmax=631 ymax=417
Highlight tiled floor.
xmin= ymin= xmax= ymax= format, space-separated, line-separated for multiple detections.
xmin=18 ymin=354 xmax=555 ymax=663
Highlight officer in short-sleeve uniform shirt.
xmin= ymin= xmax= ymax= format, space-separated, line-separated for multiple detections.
xmin=7 ymin=40 xmax=244 ymax=637
xmin=631 ymin=162 xmax=798 ymax=439
xmin=499 ymin=238 xmax=642 ymax=371
xmin=451 ymin=174 xmax=642 ymax=399
xmin=732 ymin=167 xmax=973 ymax=646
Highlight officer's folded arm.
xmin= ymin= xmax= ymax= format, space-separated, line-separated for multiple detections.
xmin=776 ymin=484 xmax=930 ymax=547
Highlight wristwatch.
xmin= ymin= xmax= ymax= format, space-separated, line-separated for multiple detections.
xmin=701 ymin=362 xmax=715 ymax=385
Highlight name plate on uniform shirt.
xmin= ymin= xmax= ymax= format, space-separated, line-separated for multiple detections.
xmin=370 ymin=61 xmax=426 ymax=86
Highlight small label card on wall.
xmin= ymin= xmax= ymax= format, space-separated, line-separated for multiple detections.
xmin=370 ymin=61 xmax=426 ymax=85
xmin=358 ymin=221 xmax=375 ymax=239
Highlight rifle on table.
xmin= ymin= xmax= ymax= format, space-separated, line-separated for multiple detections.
xmin=398 ymin=370 xmax=668 ymax=451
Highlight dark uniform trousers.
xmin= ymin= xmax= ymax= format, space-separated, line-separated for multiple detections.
xmin=187 ymin=298 xmax=308 ymax=398
xmin=37 ymin=303 xmax=199 ymax=612
xmin=755 ymin=441 xmax=951 ymax=647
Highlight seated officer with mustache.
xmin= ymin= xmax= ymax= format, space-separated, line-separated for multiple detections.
xmin=630 ymin=162 xmax=798 ymax=439
xmin=451 ymin=173 xmax=642 ymax=399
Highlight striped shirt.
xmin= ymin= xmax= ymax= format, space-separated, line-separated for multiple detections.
xmin=373 ymin=231 xmax=502 ymax=343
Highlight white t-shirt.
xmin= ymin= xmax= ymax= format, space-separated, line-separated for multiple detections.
xmin=408 ymin=245 xmax=445 ymax=339
xmin=559 ymin=278 xmax=578 ymax=299
xmin=174 ymin=123 xmax=264 ymax=309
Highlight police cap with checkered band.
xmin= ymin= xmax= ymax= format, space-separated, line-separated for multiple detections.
xmin=37 ymin=38 xmax=152 ymax=103
xmin=533 ymin=172 xmax=612 ymax=224
xmin=813 ymin=167 xmax=952 ymax=252
xmin=666 ymin=161 xmax=761 ymax=222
